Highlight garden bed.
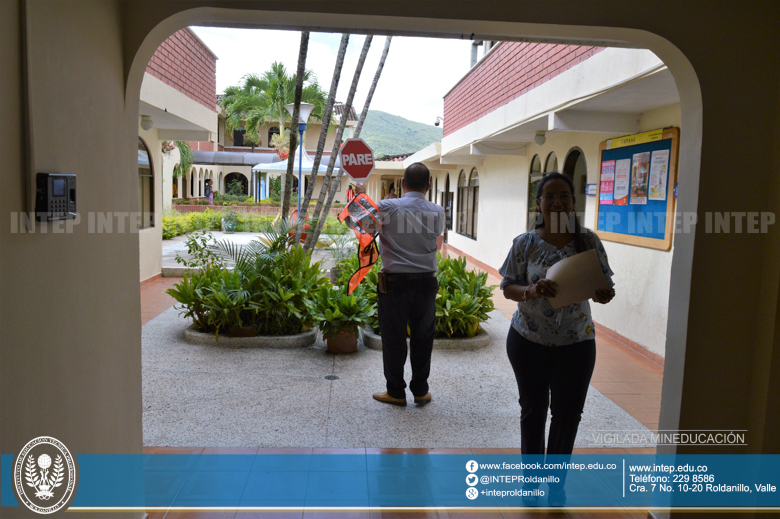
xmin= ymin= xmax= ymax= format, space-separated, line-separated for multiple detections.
xmin=360 ymin=327 xmax=491 ymax=351
xmin=183 ymin=324 xmax=317 ymax=349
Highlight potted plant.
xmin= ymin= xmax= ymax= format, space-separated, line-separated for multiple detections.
xmin=310 ymin=283 xmax=376 ymax=354
xmin=327 ymin=233 xmax=357 ymax=284
xmin=222 ymin=211 xmax=239 ymax=234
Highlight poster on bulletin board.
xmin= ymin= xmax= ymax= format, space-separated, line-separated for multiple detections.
xmin=594 ymin=128 xmax=679 ymax=251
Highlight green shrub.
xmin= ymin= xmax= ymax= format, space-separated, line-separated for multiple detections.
xmin=435 ymin=254 xmax=496 ymax=338
xmin=310 ymin=283 xmax=375 ymax=340
xmin=335 ymin=253 xmax=495 ymax=338
xmin=167 ymin=226 xmax=330 ymax=337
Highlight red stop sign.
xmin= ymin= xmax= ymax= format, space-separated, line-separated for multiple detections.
xmin=339 ymin=138 xmax=375 ymax=183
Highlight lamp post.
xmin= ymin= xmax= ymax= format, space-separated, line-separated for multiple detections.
xmin=284 ymin=102 xmax=315 ymax=215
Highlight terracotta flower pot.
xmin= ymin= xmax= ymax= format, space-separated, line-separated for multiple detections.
xmin=327 ymin=329 xmax=357 ymax=354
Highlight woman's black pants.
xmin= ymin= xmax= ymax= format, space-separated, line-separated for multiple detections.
xmin=506 ymin=326 xmax=596 ymax=488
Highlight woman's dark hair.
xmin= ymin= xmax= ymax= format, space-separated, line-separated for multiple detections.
xmin=535 ymin=172 xmax=588 ymax=253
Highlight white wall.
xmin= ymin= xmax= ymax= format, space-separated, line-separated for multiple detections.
xmin=139 ymin=126 xmax=163 ymax=281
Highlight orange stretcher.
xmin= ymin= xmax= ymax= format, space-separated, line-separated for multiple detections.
xmin=338 ymin=193 xmax=382 ymax=294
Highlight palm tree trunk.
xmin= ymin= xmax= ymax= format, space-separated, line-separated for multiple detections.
xmin=307 ymin=36 xmax=391 ymax=248
xmin=304 ymin=35 xmax=373 ymax=251
xmin=292 ymin=34 xmax=349 ymax=243
xmin=355 ymin=36 xmax=392 ymax=137
xmin=281 ymin=31 xmax=309 ymax=220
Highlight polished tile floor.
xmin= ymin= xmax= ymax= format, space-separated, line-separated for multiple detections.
xmin=140 ymin=247 xmax=663 ymax=518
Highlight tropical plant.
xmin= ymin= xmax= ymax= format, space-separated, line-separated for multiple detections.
xmin=310 ymin=283 xmax=376 ymax=340
xmin=334 ymin=252 xmax=495 ymax=338
xmin=174 ymin=229 xmax=222 ymax=270
xmin=327 ymin=233 xmax=357 ymax=265
xmin=227 ymin=179 xmax=244 ymax=196
xmin=167 ymin=227 xmax=330 ymax=338
xmin=268 ymin=176 xmax=282 ymax=201
xmin=172 ymin=141 xmax=194 ymax=178
xmin=166 ymin=265 xmax=222 ymax=331
xmin=337 ymin=254 xmax=382 ymax=332
xmin=435 ymin=254 xmax=497 ymax=338
xmin=220 ymin=62 xmax=328 ymax=152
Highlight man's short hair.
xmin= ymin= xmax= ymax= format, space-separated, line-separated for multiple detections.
xmin=404 ymin=162 xmax=430 ymax=191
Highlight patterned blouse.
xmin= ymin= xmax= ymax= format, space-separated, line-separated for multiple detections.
xmin=499 ymin=229 xmax=614 ymax=346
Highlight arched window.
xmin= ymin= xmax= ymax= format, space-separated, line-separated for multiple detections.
xmin=444 ymin=173 xmax=452 ymax=231
xmin=456 ymin=170 xmax=467 ymax=236
xmin=457 ymin=169 xmax=479 ymax=239
xmin=138 ymin=137 xmax=154 ymax=228
xmin=530 ymin=154 xmax=541 ymax=175
xmin=268 ymin=126 xmax=280 ymax=146
xmin=529 ymin=154 xmax=545 ymax=229
xmin=467 ymin=169 xmax=479 ymax=239
xmin=544 ymin=151 xmax=558 ymax=172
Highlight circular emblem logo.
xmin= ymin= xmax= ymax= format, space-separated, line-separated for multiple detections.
xmin=13 ymin=436 xmax=78 ymax=514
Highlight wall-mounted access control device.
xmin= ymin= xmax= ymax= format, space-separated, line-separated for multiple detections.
xmin=35 ymin=173 xmax=77 ymax=221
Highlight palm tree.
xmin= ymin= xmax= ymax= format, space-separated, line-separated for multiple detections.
xmin=221 ymin=62 xmax=328 ymax=148
xmin=305 ymin=36 xmax=393 ymax=250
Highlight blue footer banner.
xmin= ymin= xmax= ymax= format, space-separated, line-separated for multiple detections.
xmin=2 ymin=454 xmax=779 ymax=510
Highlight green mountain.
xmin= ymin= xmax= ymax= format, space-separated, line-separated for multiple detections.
xmin=359 ymin=110 xmax=443 ymax=158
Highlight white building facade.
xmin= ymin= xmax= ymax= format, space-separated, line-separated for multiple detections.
xmin=410 ymin=42 xmax=682 ymax=359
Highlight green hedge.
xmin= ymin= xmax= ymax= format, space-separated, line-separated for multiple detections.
xmin=163 ymin=209 xmax=348 ymax=240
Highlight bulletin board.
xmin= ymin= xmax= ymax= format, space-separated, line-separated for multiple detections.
xmin=594 ymin=127 xmax=679 ymax=251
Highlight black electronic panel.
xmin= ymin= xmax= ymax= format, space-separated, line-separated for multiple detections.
xmin=36 ymin=173 xmax=77 ymax=221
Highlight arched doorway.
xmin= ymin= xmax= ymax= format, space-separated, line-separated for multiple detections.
xmin=190 ymin=169 xmax=196 ymax=198
xmin=224 ymin=172 xmax=248 ymax=196
xmin=122 ymin=4 xmax=698 ymax=460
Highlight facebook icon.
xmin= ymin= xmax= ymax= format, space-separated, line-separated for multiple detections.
xmin=466 ymin=460 xmax=479 ymax=473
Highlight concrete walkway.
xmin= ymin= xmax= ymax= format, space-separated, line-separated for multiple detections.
xmin=142 ymin=306 xmax=652 ymax=449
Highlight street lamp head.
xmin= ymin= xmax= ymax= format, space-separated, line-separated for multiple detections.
xmin=285 ymin=102 xmax=316 ymax=130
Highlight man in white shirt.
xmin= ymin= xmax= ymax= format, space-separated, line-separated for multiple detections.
xmin=357 ymin=163 xmax=444 ymax=406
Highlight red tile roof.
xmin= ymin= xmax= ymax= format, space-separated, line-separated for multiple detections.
xmin=333 ymin=102 xmax=359 ymax=121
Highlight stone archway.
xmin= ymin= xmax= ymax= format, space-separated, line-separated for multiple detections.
xmin=224 ymin=172 xmax=249 ymax=196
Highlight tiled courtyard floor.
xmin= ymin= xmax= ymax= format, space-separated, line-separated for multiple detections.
xmin=140 ymin=242 xmax=663 ymax=518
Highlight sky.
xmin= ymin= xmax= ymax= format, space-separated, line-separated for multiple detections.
xmin=190 ymin=27 xmax=472 ymax=126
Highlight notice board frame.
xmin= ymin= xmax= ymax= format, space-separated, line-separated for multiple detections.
xmin=594 ymin=127 xmax=679 ymax=251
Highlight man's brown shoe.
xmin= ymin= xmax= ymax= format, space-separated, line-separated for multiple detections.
xmin=373 ymin=391 xmax=407 ymax=406
xmin=414 ymin=392 xmax=432 ymax=405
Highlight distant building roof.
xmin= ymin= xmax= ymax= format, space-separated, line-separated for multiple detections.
xmin=333 ymin=102 xmax=359 ymax=121
xmin=376 ymin=153 xmax=413 ymax=162
xmin=192 ymin=150 xmax=282 ymax=166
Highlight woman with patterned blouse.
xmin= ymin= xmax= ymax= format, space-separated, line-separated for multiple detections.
xmin=499 ymin=172 xmax=615 ymax=506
